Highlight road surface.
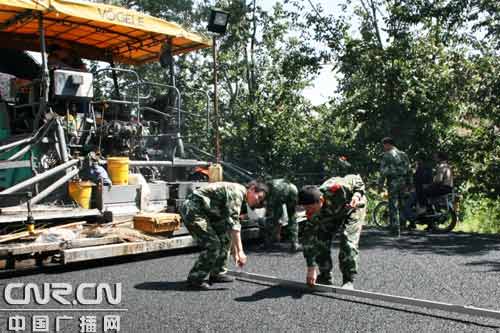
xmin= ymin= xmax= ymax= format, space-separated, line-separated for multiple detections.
xmin=0 ymin=228 xmax=499 ymax=332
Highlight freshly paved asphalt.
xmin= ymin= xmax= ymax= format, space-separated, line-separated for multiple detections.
xmin=0 ymin=228 xmax=499 ymax=332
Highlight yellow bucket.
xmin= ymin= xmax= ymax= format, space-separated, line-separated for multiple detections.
xmin=26 ymin=223 xmax=35 ymax=233
xmin=107 ymin=157 xmax=129 ymax=185
xmin=68 ymin=180 xmax=94 ymax=209
xmin=208 ymin=164 xmax=223 ymax=182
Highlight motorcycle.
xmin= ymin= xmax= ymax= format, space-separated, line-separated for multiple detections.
xmin=372 ymin=191 xmax=458 ymax=232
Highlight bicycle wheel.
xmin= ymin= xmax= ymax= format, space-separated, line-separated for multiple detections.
xmin=433 ymin=207 xmax=457 ymax=232
xmin=372 ymin=201 xmax=391 ymax=228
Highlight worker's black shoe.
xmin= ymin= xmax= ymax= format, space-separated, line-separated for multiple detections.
xmin=316 ymin=274 xmax=333 ymax=285
xmin=208 ymin=274 xmax=235 ymax=284
xmin=187 ymin=280 xmax=211 ymax=290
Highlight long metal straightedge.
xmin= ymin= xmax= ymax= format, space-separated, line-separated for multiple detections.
xmin=227 ymin=270 xmax=500 ymax=321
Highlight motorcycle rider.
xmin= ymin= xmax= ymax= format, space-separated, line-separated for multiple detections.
xmin=419 ymin=151 xmax=454 ymax=216
xmin=414 ymin=153 xmax=433 ymax=212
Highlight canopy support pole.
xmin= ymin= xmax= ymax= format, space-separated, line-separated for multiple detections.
xmin=109 ymin=59 xmax=121 ymax=99
xmin=35 ymin=13 xmax=49 ymax=130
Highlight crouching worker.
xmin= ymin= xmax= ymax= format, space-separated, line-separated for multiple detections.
xmin=260 ymin=178 xmax=301 ymax=252
xmin=181 ymin=181 xmax=268 ymax=290
xmin=298 ymin=174 xmax=366 ymax=290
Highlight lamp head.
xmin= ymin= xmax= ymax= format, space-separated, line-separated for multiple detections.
xmin=207 ymin=8 xmax=230 ymax=35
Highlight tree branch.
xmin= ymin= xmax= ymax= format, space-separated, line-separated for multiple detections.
xmin=250 ymin=0 xmax=257 ymax=99
xmin=360 ymin=0 xmax=384 ymax=49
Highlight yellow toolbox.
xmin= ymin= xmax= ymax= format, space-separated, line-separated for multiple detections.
xmin=133 ymin=213 xmax=181 ymax=234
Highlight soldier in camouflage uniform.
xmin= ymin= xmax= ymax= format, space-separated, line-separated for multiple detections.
xmin=259 ymin=179 xmax=301 ymax=252
xmin=378 ymin=137 xmax=411 ymax=236
xmin=298 ymin=175 xmax=366 ymax=289
xmin=180 ymin=181 xmax=268 ymax=290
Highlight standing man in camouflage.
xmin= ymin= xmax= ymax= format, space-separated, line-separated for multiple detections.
xmin=180 ymin=181 xmax=268 ymax=290
xmin=298 ymin=175 xmax=366 ymax=289
xmin=260 ymin=178 xmax=301 ymax=252
xmin=378 ymin=137 xmax=411 ymax=236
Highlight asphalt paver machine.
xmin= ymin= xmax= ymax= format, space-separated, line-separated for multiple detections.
xmin=0 ymin=0 xmax=216 ymax=217
xmin=0 ymin=0 xmax=252 ymax=229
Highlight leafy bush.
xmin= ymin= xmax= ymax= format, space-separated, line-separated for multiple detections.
xmin=455 ymin=194 xmax=500 ymax=234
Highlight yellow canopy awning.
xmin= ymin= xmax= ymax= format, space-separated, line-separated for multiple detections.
xmin=0 ymin=0 xmax=211 ymax=65
xmin=0 ymin=0 xmax=48 ymax=11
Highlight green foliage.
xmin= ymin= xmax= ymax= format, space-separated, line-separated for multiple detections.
xmin=91 ymin=0 xmax=498 ymax=218
xmin=455 ymin=194 xmax=500 ymax=234
xmin=201 ymin=0 xmax=322 ymax=177
xmin=293 ymin=0 xmax=499 ymax=199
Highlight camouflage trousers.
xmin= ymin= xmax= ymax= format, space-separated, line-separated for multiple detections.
xmin=315 ymin=208 xmax=365 ymax=282
xmin=387 ymin=181 xmax=407 ymax=231
xmin=260 ymin=202 xmax=298 ymax=244
xmin=180 ymin=198 xmax=231 ymax=283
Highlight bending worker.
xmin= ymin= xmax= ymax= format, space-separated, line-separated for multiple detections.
xmin=180 ymin=181 xmax=268 ymax=290
xmin=298 ymin=174 xmax=366 ymax=289
xmin=260 ymin=178 xmax=301 ymax=252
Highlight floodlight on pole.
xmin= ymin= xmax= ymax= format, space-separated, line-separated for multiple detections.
xmin=208 ymin=8 xmax=230 ymax=34
xmin=207 ymin=8 xmax=230 ymax=164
